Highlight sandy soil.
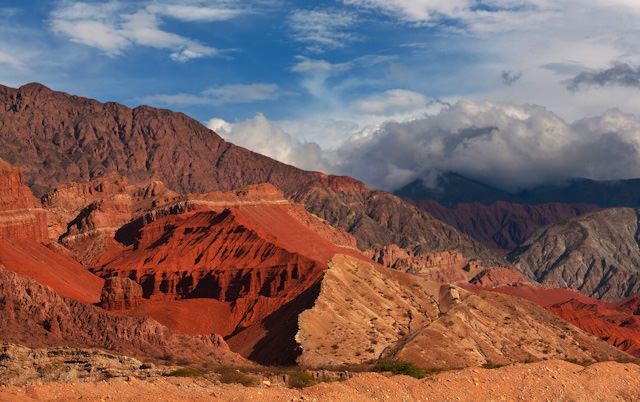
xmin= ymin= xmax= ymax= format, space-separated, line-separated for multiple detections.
xmin=1 ymin=360 xmax=639 ymax=402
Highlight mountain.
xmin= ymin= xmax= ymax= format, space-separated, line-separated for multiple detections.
xmin=0 ymin=83 xmax=635 ymax=373
xmin=414 ymin=200 xmax=600 ymax=253
xmin=0 ymin=82 xmax=502 ymax=267
xmin=396 ymin=172 xmax=640 ymax=208
xmin=508 ymin=207 xmax=640 ymax=301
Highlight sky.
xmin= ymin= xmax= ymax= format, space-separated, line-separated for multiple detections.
xmin=3 ymin=1 xmax=640 ymax=192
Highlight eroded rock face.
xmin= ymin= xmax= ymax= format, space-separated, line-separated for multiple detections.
xmin=0 ymin=265 xmax=245 ymax=366
xmin=100 ymin=277 xmax=144 ymax=311
xmin=0 ymin=158 xmax=48 ymax=244
xmin=508 ymin=207 xmax=640 ymax=301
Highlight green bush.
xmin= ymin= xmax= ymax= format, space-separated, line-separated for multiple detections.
xmin=287 ymin=371 xmax=316 ymax=388
xmin=374 ymin=359 xmax=426 ymax=379
xmin=219 ymin=370 xmax=258 ymax=387
xmin=167 ymin=367 xmax=202 ymax=377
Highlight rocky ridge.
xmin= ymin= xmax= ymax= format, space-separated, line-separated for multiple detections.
xmin=413 ymin=199 xmax=600 ymax=253
xmin=508 ymin=207 xmax=640 ymax=301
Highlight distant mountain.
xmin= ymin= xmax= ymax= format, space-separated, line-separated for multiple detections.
xmin=508 ymin=207 xmax=640 ymax=301
xmin=414 ymin=200 xmax=600 ymax=252
xmin=395 ymin=172 xmax=640 ymax=208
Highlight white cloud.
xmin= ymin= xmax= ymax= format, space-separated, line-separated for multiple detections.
xmin=340 ymin=0 xmax=559 ymax=32
xmin=355 ymin=89 xmax=428 ymax=115
xmin=49 ymin=1 xmax=224 ymax=61
xmin=142 ymin=83 xmax=289 ymax=105
xmin=147 ymin=4 xmax=245 ymax=22
xmin=334 ymin=100 xmax=640 ymax=191
xmin=0 ymin=49 xmax=25 ymax=70
xmin=288 ymin=8 xmax=358 ymax=53
xmin=207 ymin=100 xmax=640 ymax=193
xmin=207 ymin=114 xmax=331 ymax=172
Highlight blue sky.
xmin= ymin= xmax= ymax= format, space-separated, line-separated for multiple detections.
xmin=3 ymin=1 xmax=640 ymax=191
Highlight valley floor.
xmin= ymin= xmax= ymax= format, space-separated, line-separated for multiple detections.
xmin=1 ymin=360 xmax=639 ymax=402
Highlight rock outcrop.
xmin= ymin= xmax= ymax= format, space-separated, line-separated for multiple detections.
xmin=0 ymin=265 xmax=244 ymax=366
xmin=100 ymin=277 xmax=144 ymax=311
xmin=508 ymin=207 xmax=640 ymax=301
xmin=88 ymin=186 xmax=369 ymax=361
xmin=0 ymin=158 xmax=48 ymax=244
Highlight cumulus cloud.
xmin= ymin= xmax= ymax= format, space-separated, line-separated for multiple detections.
xmin=566 ymin=63 xmax=640 ymax=92
xmin=288 ymin=8 xmax=359 ymax=53
xmin=334 ymin=100 xmax=640 ymax=191
xmin=49 ymin=1 xmax=233 ymax=60
xmin=208 ymin=100 xmax=640 ymax=193
xmin=206 ymin=114 xmax=331 ymax=172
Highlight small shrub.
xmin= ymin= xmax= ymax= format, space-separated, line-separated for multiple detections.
xmin=331 ymin=344 xmax=339 ymax=350
xmin=482 ymin=362 xmax=504 ymax=369
xmin=167 ymin=367 xmax=202 ymax=378
xmin=219 ymin=370 xmax=257 ymax=387
xmin=287 ymin=371 xmax=316 ymax=389
xmin=374 ymin=359 xmax=426 ymax=379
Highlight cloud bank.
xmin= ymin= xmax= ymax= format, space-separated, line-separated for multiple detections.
xmin=209 ymin=100 xmax=640 ymax=192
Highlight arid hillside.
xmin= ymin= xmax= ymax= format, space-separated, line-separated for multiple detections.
xmin=508 ymin=207 xmax=640 ymax=301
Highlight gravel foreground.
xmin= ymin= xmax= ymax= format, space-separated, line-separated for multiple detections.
xmin=1 ymin=360 xmax=639 ymax=402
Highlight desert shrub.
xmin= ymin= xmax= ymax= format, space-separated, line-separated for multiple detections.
xmin=167 ymin=367 xmax=202 ymax=377
xmin=374 ymin=359 xmax=426 ymax=379
xmin=219 ymin=370 xmax=257 ymax=386
xmin=287 ymin=371 xmax=316 ymax=388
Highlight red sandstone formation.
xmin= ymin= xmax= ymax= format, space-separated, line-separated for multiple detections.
xmin=0 ymin=158 xmax=104 ymax=303
xmin=90 ymin=186 xmax=369 ymax=353
xmin=0 ymin=265 xmax=245 ymax=366
xmin=100 ymin=277 xmax=144 ymax=311
xmin=0 ymin=158 xmax=48 ymax=244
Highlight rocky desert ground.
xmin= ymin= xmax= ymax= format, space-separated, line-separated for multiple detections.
xmin=1 ymin=359 xmax=639 ymax=402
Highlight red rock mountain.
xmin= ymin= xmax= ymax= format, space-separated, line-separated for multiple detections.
xmin=0 ymin=82 xmax=502 ymax=267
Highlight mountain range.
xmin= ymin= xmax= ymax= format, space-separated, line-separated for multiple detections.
xmin=0 ymin=82 xmax=639 ymax=386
